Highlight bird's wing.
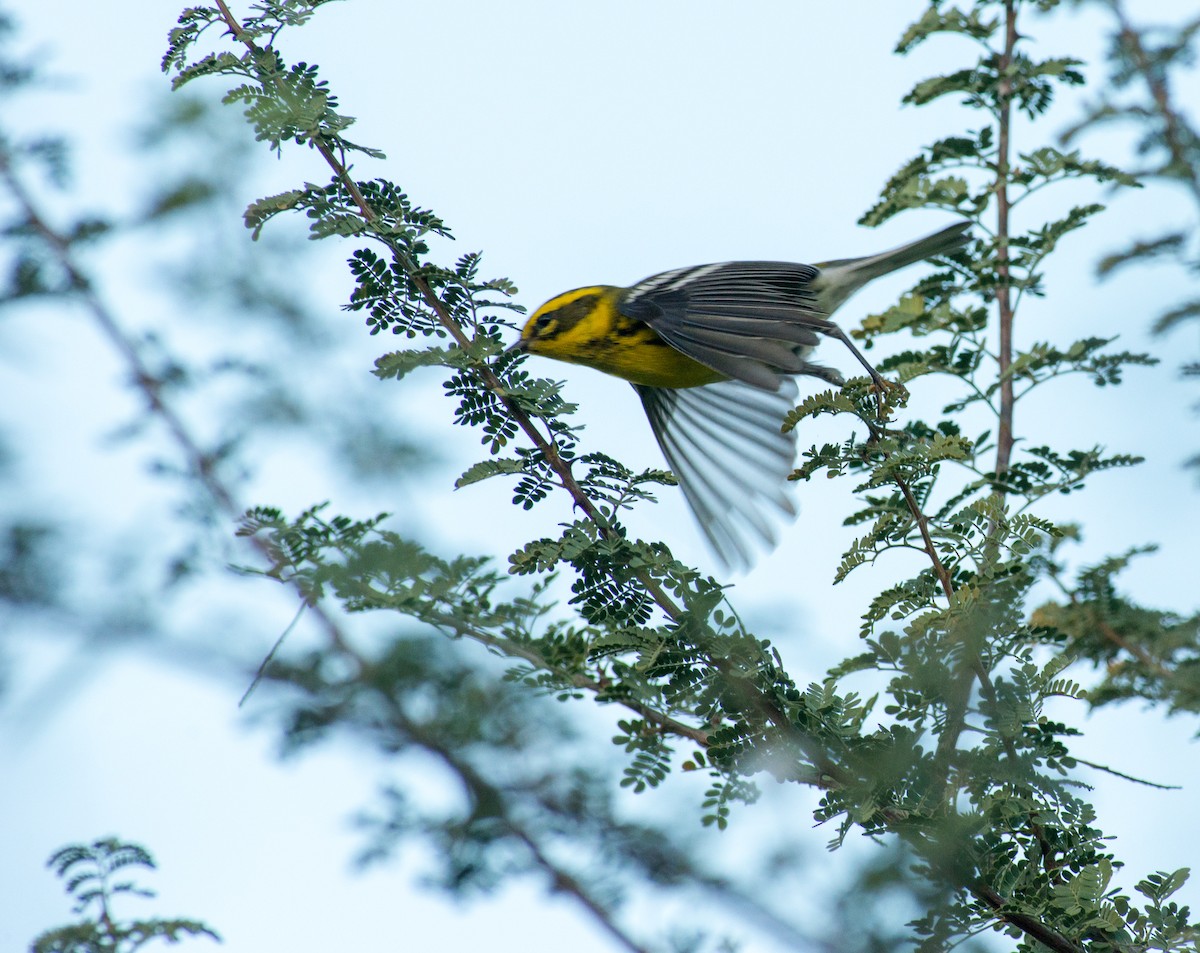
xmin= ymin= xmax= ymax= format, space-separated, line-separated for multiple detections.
xmin=635 ymin=377 xmax=798 ymax=570
xmin=621 ymin=262 xmax=839 ymax=390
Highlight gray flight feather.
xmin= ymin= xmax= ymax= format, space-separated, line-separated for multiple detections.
xmin=636 ymin=378 xmax=799 ymax=570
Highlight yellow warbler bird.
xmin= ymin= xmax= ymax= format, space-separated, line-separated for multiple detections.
xmin=510 ymin=221 xmax=970 ymax=568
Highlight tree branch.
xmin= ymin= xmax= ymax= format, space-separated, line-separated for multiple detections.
xmin=993 ymin=0 xmax=1018 ymax=479
xmin=894 ymin=473 xmax=954 ymax=600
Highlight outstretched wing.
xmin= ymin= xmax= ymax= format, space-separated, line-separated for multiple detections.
xmin=621 ymin=262 xmax=841 ymax=391
xmin=635 ymin=377 xmax=798 ymax=570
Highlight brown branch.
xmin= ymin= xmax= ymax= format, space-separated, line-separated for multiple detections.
xmin=894 ymin=473 xmax=954 ymax=600
xmin=513 ymin=830 xmax=653 ymax=953
xmin=973 ymin=883 xmax=1085 ymax=953
xmin=1095 ymin=617 xmax=1171 ymax=677
xmin=1068 ymin=589 xmax=1173 ymax=679
xmin=993 ymin=0 xmax=1018 ymax=479
xmin=860 ymin=428 xmax=974 ymax=798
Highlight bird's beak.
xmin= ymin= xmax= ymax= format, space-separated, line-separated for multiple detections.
xmin=504 ymin=338 xmax=527 ymax=355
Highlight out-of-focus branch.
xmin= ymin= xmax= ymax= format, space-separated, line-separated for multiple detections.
xmin=0 ymin=143 xmax=357 ymax=663
xmin=1110 ymin=3 xmax=1200 ymax=205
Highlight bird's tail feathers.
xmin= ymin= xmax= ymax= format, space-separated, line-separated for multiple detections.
xmin=814 ymin=221 xmax=970 ymax=313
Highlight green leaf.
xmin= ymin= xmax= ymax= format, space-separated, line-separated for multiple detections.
xmin=373 ymin=346 xmax=464 ymax=381
xmin=456 ymin=458 xmax=526 ymax=489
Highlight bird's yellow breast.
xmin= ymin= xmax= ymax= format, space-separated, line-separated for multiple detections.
xmin=519 ymin=286 xmax=725 ymax=389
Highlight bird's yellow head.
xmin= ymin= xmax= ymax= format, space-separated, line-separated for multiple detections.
xmin=513 ymin=286 xmax=619 ymax=358
xmin=511 ymin=283 xmax=723 ymax=388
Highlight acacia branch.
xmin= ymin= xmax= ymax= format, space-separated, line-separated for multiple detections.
xmin=993 ymin=0 xmax=1018 ymax=479
xmin=973 ymin=883 xmax=1085 ymax=953
xmin=894 ymin=473 xmax=954 ymax=600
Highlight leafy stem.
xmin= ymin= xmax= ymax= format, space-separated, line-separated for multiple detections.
xmin=994 ymin=0 xmax=1018 ymax=481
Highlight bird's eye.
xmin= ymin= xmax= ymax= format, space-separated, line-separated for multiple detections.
xmin=534 ymin=312 xmax=554 ymax=333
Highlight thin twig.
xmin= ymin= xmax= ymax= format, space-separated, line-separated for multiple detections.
xmin=894 ymin=473 xmax=954 ymax=600
xmin=239 ymin=600 xmax=306 ymax=707
xmin=1073 ymin=756 xmax=1180 ymax=790
xmin=993 ymin=0 xmax=1018 ymax=479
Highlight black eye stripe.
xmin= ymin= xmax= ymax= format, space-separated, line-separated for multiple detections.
xmin=540 ymin=293 xmax=601 ymax=334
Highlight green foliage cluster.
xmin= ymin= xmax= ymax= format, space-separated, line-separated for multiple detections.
xmin=31 ymin=839 xmax=218 ymax=953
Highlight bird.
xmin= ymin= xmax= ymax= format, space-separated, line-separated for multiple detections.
xmin=508 ymin=221 xmax=970 ymax=569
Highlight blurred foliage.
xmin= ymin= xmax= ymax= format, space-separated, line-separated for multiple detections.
xmin=1064 ymin=0 xmax=1200 ymax=470
xmin=1034 ymin=540 xmax=1200 ymax=715
xmin=0 ymin=11 xmax=428 ymax=666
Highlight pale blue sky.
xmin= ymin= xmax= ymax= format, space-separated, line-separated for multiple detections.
xmin=3 ymin=2 xmax=1198 ymax=951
